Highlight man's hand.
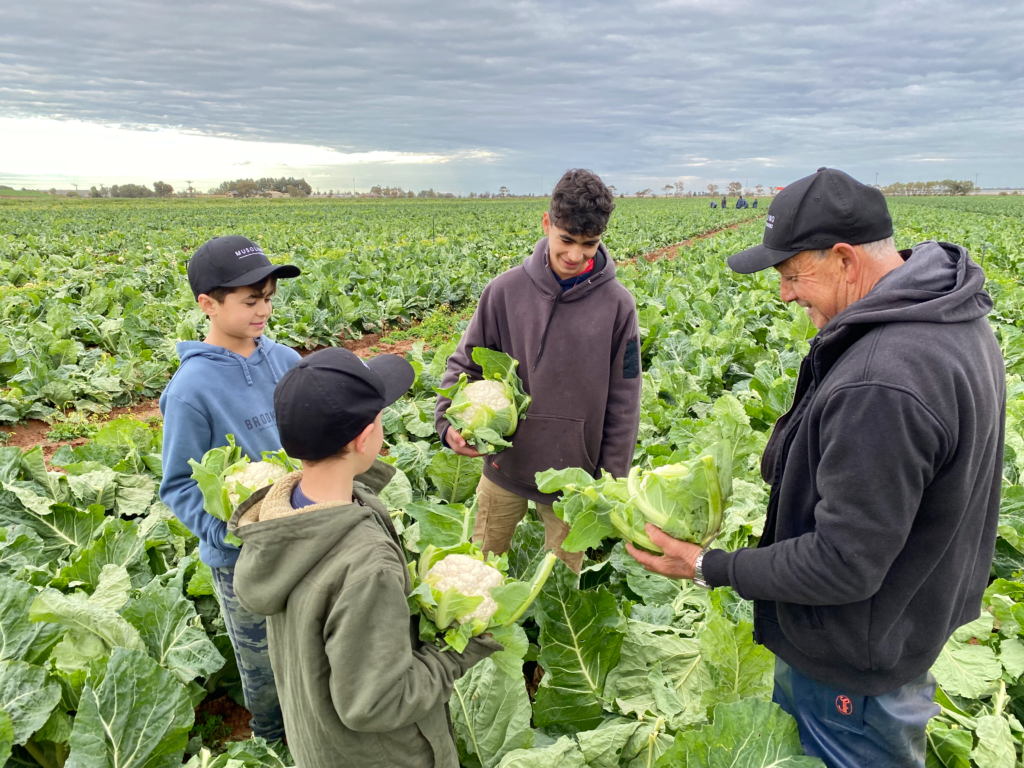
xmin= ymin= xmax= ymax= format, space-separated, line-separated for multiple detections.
xmin=445 ymin=427 xmax=482 ymax=458
xmin=626 ymin=524 xmax=704 ymax=580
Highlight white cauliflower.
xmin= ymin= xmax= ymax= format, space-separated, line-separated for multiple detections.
xmin=225 ymin=461 xmax=290 ymax=505
xmin=461 ymin=379 xmax=512 ymax=423
xmin=425 ymin=554 xmax=504 ymax=624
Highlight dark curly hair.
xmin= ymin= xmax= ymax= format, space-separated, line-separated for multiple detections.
xmin=549 ymin=169 xmax=616 ymax=237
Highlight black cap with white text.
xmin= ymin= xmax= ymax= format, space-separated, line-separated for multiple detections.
xmin=187 ymin=235 xmax=301 ymax=299
xmin=727 ymin=168 xmax=893 ymax=274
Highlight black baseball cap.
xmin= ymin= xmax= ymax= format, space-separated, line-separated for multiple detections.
xmin=727 ymin=168 xmax=893 ymax=274
xmin=275 ymin=348 xmax=415 ymax=461
xmin=187 ymin=235 xmax=301 ymax=299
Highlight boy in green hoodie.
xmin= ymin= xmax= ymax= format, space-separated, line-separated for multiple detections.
xmin=228 ymin=348 xmax=500 ymax=768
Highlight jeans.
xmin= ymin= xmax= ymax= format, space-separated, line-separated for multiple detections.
xmin=474 ymin=474 xmax=584 ymax=573
xmin=211 ymin=565 xmax=286 ymax=741
xmin=772 ymin=658 xmax=939 ymax=768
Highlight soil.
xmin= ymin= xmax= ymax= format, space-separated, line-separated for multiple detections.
xmin=193 ymin=694 xmax=253 ymax=744
xmin=3 ymin=399 xmax=163 ymax=459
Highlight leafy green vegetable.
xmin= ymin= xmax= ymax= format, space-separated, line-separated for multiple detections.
xmin=436 ymin=348 xmax=531 ymax=454
xmin=409 ymin=542 xmax=557 ymax=653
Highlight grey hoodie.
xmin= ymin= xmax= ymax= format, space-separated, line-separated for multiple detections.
xmin=703 ymin=241 xmax=1006 ymax=695
xmin=228 ymin=465 xmax=499 ymax=768
xmin=435 ymin=237 xmax=642 ymax=504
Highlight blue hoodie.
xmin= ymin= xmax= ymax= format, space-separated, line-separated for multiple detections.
xmin=159 ymin=336 xmax=301 ymax=568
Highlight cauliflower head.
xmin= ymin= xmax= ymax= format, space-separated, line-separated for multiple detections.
xmin=461 ymin=380 xmax=512 ymax=423
xmin=425 ymin=554 xmax=504 ymax=624
xmin=225 ymin=461 xmax=290 ymax=505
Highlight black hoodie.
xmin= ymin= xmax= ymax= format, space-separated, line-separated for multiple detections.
xmin=703 ymin=241 xmax=1006 ymax=696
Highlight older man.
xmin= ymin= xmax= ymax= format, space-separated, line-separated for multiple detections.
xmin=629 ymin=168 xmax=1005 ymax=768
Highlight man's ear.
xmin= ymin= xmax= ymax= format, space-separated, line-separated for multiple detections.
xmin=352 ymin=421 xmax=376 ymax=454
xmin=542 ymin=211 xmax=551 ymax=236
xmin=833 ymin=243 xmax=860 ymax=284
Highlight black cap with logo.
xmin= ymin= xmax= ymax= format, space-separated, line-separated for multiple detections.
xmin=275 ymin=348 xmax=415 ymax=461
xmin=727 ymin=168 xmax=893 ymax=274
xmin=187 ymin=235 xmax=301 ymax=299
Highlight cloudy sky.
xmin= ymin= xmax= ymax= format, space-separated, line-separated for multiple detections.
xmin=2 ymin=0 xmax=1022 ymax=193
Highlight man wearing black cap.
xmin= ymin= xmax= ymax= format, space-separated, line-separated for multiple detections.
xmin=227 ymin=349 xmax=500 ymax=768
xmin=159 ymin=235 xmax=301 ymax=741
xmin=628 ymin=169 xmax=1005 ymax=767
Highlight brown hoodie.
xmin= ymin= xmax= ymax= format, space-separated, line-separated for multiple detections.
xmin=435 ymin=237 xmax=642 ymax=504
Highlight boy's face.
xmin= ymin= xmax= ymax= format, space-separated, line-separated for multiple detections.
xmin=199 ymin=281 xmax=276 ymax=340
xmin=542 ymin=212 xmax=602 ymax=280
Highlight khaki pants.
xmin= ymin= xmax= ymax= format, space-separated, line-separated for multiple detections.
xmin=474 ymin=474 xmax=584 ymax=574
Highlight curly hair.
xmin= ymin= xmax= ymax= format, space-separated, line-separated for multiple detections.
xmin=549 ymin=169 xmax=616 ymax=237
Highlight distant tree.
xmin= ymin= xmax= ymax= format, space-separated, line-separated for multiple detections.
xmin=607 ymin=185 xmax=617 ymax=196
xmin=233 ymin=180 xmax=257 ymax=197
xmin=498 ymin=186 xmax=510 ymax=198
xmin=674 ymin=181 xmax=685 ymax=196
xmin=663 ymin=185 xmax=674 ymax=196
xmin=89 ymin=186 xmax=102 ymax=198
xmin=468 ymin=191 xmax=477 ymax=199
xmin=755 ymin=184 xmax=764 ymax=196
xmin=153 ymin=181 xmax=174 ymax=197
xmin=286 ymin=184 xmax=308 ymax=198
xmin=727 ymin=182 xmax=742 ymax=197
xmin=49 ymin=188 xmax=57 ymax=195
xmin=110 ymin=184 xmax=154 ymax=198
xmin=706 ymin=183 xmax=719 ymax=196
xmin=636 ymin=188 xmax=652 ymax=198
xmin=66 ymin=191 xmax=79 ymax=198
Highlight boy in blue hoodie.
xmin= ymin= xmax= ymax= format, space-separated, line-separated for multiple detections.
xmin=160 ymin=235 xmax=301 ymax=741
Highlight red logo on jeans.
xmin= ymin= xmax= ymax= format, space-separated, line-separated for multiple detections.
xmin=835 ymin=695 xmax=853 ymax=716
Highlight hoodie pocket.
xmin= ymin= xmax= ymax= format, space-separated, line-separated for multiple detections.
xmin=490 ymin=414 xmax=596 ymax=487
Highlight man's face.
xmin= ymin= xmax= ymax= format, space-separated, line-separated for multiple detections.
xmin=774 ymin=250 xmax=846 ymax=330
xmin=542 ymin=212 xmax=602 ymax=280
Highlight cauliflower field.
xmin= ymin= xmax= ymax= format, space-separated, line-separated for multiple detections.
xmin=0 ymin=196 xmax=1022 ymax=767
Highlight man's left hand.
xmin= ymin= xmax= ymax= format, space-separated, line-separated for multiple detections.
xmin=626 ymin=524 xmax=704 ymax=580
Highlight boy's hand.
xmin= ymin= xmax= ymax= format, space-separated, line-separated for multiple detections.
xmin=445 ymin=428 xmax=482 ymax=458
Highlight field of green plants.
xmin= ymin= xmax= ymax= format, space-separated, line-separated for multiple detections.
xmin=0 ymin=196 xmax=1022 ymax=768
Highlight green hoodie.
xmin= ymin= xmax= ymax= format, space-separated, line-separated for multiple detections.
xmin=227 ymin=464 xmax=500 ymax=768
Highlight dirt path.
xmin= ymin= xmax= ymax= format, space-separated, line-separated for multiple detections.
xmin=3 ymin=335 xmax=418 ymax=457
xmin=621 ymin=216 xmax=762 ymax=265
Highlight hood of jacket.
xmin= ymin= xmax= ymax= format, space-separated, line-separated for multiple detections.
xmin=175 ymin=335 xmax=292 ymax=387
xmin=831 ymin=240 xmax=992 ymax=330
xmin=523 ymin=237 xmax=617 ymax=303
xmin=227 ymin=461 xmax=396 ymax=616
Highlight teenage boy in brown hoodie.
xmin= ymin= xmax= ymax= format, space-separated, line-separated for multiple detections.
xmin=435 ymin=169 xmax=642 ymax=572
xmin=229 ymin=348 xmax=500 ymax=768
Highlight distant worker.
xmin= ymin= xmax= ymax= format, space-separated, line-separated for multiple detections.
xmin=721 ymin=196 xmax=727 ymax=208
xmin=710 ymin=201 xmax=718 ymax=209
xmin=736 ymin=195 xmax=749 ymax=209
xmin=752 ymin=197 xmax=759 ymax=208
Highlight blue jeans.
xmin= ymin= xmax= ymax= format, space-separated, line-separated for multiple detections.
xmin=772 ymin=658 xmax=939 ymax=768
xmin=211 ymin=565 xmax=285 ymax=741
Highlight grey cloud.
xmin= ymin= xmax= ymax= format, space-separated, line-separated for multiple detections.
xmin=1 ymin=0 xmax=1022 ymax=190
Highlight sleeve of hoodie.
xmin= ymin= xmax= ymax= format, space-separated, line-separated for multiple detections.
xmin=701 ymin=383 xmax=950 ymax=605
xmin=434 ymin=282 xmax=504 ymax=439
xmin=158 ymin=393 xmax=237 ymax=556
xmin=324 ymin=554 xmax=501 ymax=732
xmin=597 ymin=301 xmax=643 ymax=478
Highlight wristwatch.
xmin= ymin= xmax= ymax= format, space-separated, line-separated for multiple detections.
xmin=692 ymin=547 xmax=710 ymax=589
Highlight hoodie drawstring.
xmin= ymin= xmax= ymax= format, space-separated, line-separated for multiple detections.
xmin=533 ymin=292 xmax=564 ymax=371
xmin=238 ymin=356 xmax=254 ymax=386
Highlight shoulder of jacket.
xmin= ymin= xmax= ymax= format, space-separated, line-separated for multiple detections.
xmin=306 ymin=519 xmax=406 ymax=596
